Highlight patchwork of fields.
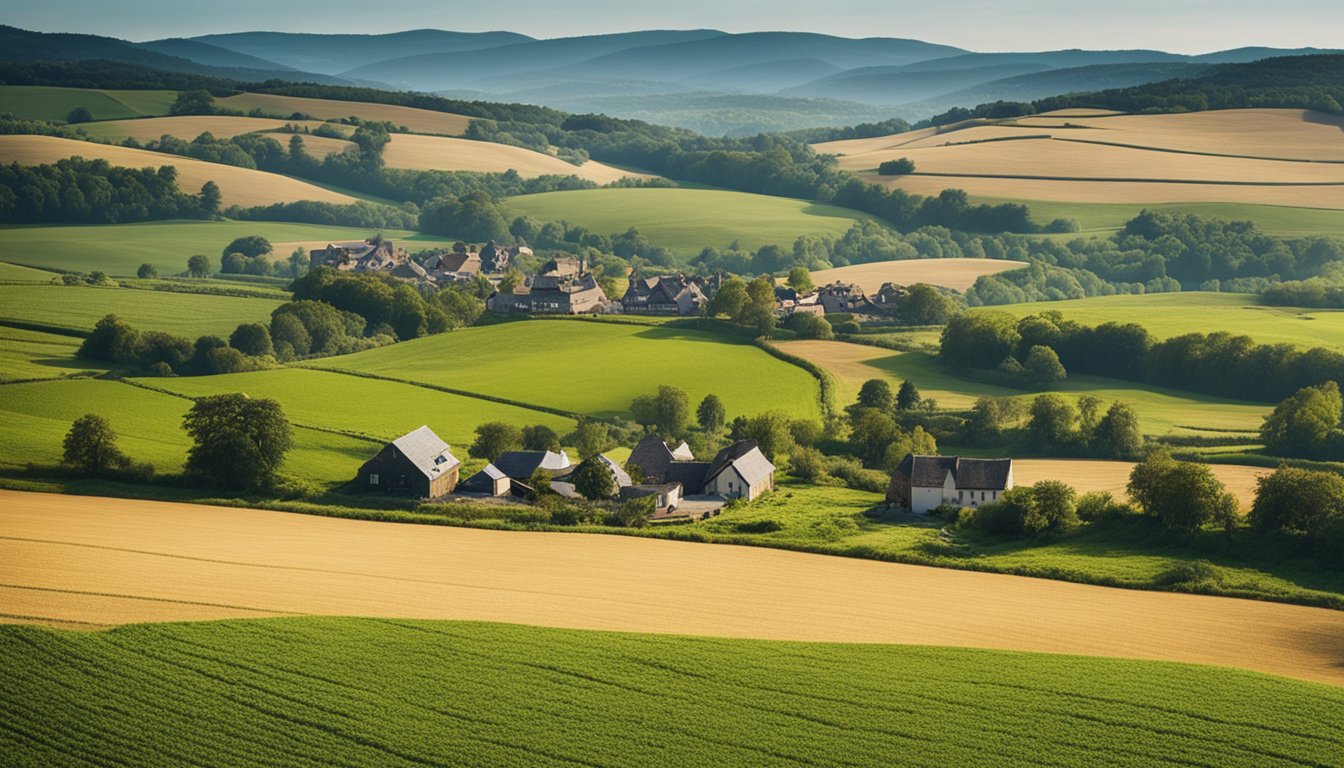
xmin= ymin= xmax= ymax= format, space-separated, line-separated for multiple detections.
xmin=5 ymin=617 xmax=1342 ymax=767
xmin=76 ymin=115 xmax=343 ymax=142
xmin=316 ymin=320 xmax=824 ymax=419
xmin=810 ymin=257 xmax=1026 ymax=293
xmin=505 ymin=188 xmax=873 ymax=257
xmin=0 ymin=283 xmax=282 ymax=336
xmin=0 ymin=135 xmax=357 ymax=207
xmin=381 ymin=133 xmax=652 ymax=182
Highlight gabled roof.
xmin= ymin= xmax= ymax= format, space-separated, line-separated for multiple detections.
xmin=390 ymin=426 xmax=459 ymax=480
xmin=705 ymin=439 xmax=774 ymax=486
xmin=896 ymin=455 xmax=1012 ymax=491
xmin=493 ymin=450 xmax=572 ymax=479
xmin=597 ymin=454 xmax=633 ymax=488
xmin=670 ymin=441 xmax=695 ymax=461
xmin=628 ymin=434 xmax=675 ymax=477
xmin=435 ymin=252 xmax=480 ymax=273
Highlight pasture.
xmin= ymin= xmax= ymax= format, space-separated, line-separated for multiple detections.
xmin=382 ymin=133 xmax=652 ymax=183
xmin=774 ymin=339 xmax=1269 ymax=434
xmin=980 ymin=292 xmax=1344 ymax=351
xmin=505 ymin=188 xmax=873 ymax=257
xmin=0 ymin=284 xmax=282 ymax=336
xmin=75 ymin=115 xmax=339 ymax=142
xmin=0 ymin=326 xmax=101 ymax=382
xmin=0 ymin=220 xmax=450 ymax=275
xmin=0 ymin=261 xmax=55 ymax=282
xmin=0 ymin=135 xmax=358 ymax=208
xmin=215 ymin=92 xmax=472 ymax=136
xmin=4 ymin=489 xmax=1344 ymax=686
xmin=0 ymin=85 xmax=176 ymax=122
xmin=317 ymin=319 xmax=823 ymax=419
xmin=0 ymin=380 xmax=372 ymax=482
xmin=5 ymin=618 xmax=1343 ymax=768
xmin=145 ymin=367 xmax=575 ymax=453
xmin=810 ymin=257 xmax=1026 ymax=293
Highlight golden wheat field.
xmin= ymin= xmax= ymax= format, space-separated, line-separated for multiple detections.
xmin=2 ymin=489 xmax=1341 ymax=684
xmin=1012 ymin=459 xmax=1266 ymax=509
xmin=0 ymin=135 xmax=357 ymax=207
xmin=287 ymin=133 xmax=357 ymax=157
xmin=878 ymin=174 xmax=1344 ymax=208
xmin=381 ymin=134 xmax=653 ymax=183
xmin=215 ymin=92 xmax=473 ymax=136
xmin=810 ymin=257 xmax=1027 ymax=293
xmin=76 ymin=115 xmax=338 ymax=142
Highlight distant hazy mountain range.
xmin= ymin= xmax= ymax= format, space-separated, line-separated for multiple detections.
xmin=3 ymin=25 xmax=1336 ymax=134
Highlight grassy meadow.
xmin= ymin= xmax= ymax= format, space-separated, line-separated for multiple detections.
xmin=0 ymin=326 xmax=101 ymax=382
xmin=980 ymin=292 xmax=1344 ymax=351
xmin=505 ymin=188 xmax=873 ymax=257
xmin=145 ymin=367 xmax=575 ymax=453
xmin=777 ymin=339 xmax=1269 ymax=435
xmin=0 ymin=85 xmax=176 ymax=122
xmin=0 ymin=135 xmax=358 ymax=208
xmin=0 ymin=284 xmax=282 ymax=336
xmin=0 ymin=378 xmax=372 ymax=482
xmin=4 ymin=618 xmax=1342 ymax=767
xmin=317 ymin=319 xmax=824 ymax=420
xmin=0 ymin=220 xmax=452 ymax=275
xmin=0 ymin=261 xmax=56 ymax=282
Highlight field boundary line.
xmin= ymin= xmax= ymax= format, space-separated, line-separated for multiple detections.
xmin=0 ymin=319 xmax=89 ymax=338
xmin=1053 ymin=136 xmax=1344 ymax=165
xmin=754 ymin=338 xmax=836 ymax=419
xmin=908 ymin=171 xmax=1344 ymax=187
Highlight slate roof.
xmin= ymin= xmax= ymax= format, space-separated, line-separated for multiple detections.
xmin=665 ymin=461 xmax=710 ymax=492
xmin=628 ymin=434 xmax=675 ymax=480
xmin=391 ymin=426 xmax=460 ymax=481
xmin=459 ymin=463 xmax=508 ymax=493
xmin=896 ymin=455 xmax=1012 ymax=491
xmin=493 ymin=450 xmax=572 ymax=479
xmin=705 ymin=439 xmax=775 ymax=486
xmin=597 ymin=454 xmax=633 ymax=488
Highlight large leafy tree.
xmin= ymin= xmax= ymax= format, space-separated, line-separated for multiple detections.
xmin=62 ymin=414 xmax=130 ymax=477
xmin=1250 ymin=466 xmax=1344 ymax=534
xmin=183 ymin=394 xmax=292 ymax=490
xmin=1127 ymin=451 xmax=1236 ymax=536
xmin=469 ymin=422 xmax=523 ymax=460
xmin=1260 ymin=381 xmax=1344 ymax=459
xmin=572 ymin=457 xmax=616 ymax=501
xmin=696 ymin=394 xmax=725 ymax=433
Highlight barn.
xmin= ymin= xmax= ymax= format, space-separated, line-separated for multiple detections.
xmin=355 ymin=425 xmax=460 ymax=499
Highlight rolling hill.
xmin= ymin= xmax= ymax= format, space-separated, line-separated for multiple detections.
xmin=213 ymin=92 xmax=473 ymax=135
xmin=380 ymin=134 xmax=652 ymax=182
xmin=192 ymin=29 xmax=534 ymax=74
xmin=0 ymin=135 xmax=358 ymax=208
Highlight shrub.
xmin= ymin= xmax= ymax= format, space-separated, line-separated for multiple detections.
xmin=878 ymin=158 xmax=916 ymax=175
xmin=1155 ymin=559 xmax=1226 ymax=589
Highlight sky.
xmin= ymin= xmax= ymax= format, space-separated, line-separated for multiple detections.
xmin=3 ymin=0 xmax=1341 ymax=53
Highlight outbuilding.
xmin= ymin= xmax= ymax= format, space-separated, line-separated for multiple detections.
xmin=355 ymin=425 xmax=460 ymax=499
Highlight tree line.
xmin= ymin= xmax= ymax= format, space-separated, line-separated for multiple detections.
xmin=0 ymin=158 xmax=217 ymax=224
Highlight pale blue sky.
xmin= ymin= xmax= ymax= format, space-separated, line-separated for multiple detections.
xmin=3 ymin=0 xmax=1340 ymax=53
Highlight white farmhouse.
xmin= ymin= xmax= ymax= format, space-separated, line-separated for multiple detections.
xmin=886 ymin=454 xmax=1014 ymax=514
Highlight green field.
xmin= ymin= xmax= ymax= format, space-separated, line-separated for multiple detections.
xmin=972 ymin=196 xmax=1344 ymax=238
xmin=505 ymin=188 xmax=872 ymax=257
xmin=0 ymin=85 xmax=177 ymax=122
xmin=318 ymin=319 xmax=823 ymax=420
xmin=0 ymin=378 xmax=372 ymax=482
xmin=0 ymin=220 xmax=455 ymax=276
xmin=981 ymin=292 xmax=1344 ymax=352
xmin=0 ymin=262 xmax=55 ymax=283
xmin=145 ymin=367 xmax=575 ymax=455
xmin=0 ymin=284 xmax=282 ymax=337
xmin=0 ymin=327 xmax=101 ymax=382
xmin=4 ymin=617 xmax=1341 ymax=767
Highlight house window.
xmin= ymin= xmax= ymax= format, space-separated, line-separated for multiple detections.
xmin=958 ymin=490 xmax=964 ymax=502
xmin=369 ymin=474 xmax=379 ymax=485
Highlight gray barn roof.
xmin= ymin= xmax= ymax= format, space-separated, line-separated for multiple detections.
xmin=896 ymin=455 xmax=1012 ymax=491
xmin=493 ymin=450 xmax=572 ymax=480
xmin=705 ymin=440 xmax=775 ymax=486
xmin=391 ymin=426 xmax=459 ymax=480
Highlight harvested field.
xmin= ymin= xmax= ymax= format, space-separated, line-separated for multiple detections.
xmin=0 ymin=135 xmax=357 ymax=207
xmin=76 ymin=115 xmax=336 ymax=142
xmin=284 ymin=133 xmax=356 ymax=157
xmin=1013 ymin=459 xmax=1267 ymax=509
xmin=810 ymin=257 xmax=1026 ymax=293
xmin=215 ymin=92 xmax=472 ymax=136
xmin=381 ymin=133 xmax=651 ymax=182
xmin=3 ymin=489 xmax=1343 ymax=685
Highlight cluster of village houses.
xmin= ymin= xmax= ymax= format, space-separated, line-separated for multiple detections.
xmin=310 ymin=237 xmax=908 ymax=318
xmin=355 ymin=425 xmax=1013 ymax=521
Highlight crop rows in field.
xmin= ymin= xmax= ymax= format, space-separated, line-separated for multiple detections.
xmin=2 ymin=617 xmax=1342 ymax=767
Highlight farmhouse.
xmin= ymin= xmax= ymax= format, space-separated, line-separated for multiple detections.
xmin=817 ymin=281 xmax=880 ymax=314
xmin=628 ymin=435 xmax=775 ymax=501
xmin=310 ymin=237 xmax=432 ymax=286
xmin=488 ymin=257 xmax=610 ymax=315
xmin=887 ymin=454 xmax=1014 ymax=514
xmin=622 ymin=273 xmax=707 ymax=316
xmin=355 ymin=425 xmax=461 ymax=499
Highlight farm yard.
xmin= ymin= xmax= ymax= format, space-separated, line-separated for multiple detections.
xmin=0 ymin=135 xmax=358 ymax=207
xmin=810 ymin=257 xmax=1027 ymax=293
xmin=505 ymin=188 xmax=874 ymax=257
xmin=315 ymin=320 xmax=825 ymax=420
xmin=4 ymin=489 xmax=1344 ymax=687
xmin=6 ymin=617 xmax=1341 ymax=768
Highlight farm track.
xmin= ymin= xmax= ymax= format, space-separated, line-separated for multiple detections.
xmin=3 ymin=489 xmax=1344 ymax=686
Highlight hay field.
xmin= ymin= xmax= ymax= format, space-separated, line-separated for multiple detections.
xmin=3 ymin=489 xmax=1343 ymax=686
xmin=505 ymin=188 xmax=873 ymax=257
xmin=0 ymin=284 xmax=282 ymax=336
xmin=1014 ymin=459 xmax=1266 ymax=509
xmin=810 ymin=257 xmax=1026 ymax=293
xmin=0 ymin=85 xmax=176 ymax=122
xmin=981 ymin=292 xmax=1344 ymax=352
xmin=319 ymin=320 xmax=823 ymax=420
xmin=0 ymin=135 xmax=357 ymax=207
xmin=76 ymin=115 xmax=335 ymax=142
xmin=382 ymin=133 xmax=651 ymax=182
xmin=215 ymin=92 xmax=472 ymax=135
xmin=774 ymin=339 xmax=1268 ymax=434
